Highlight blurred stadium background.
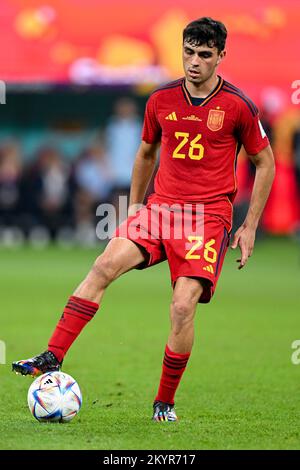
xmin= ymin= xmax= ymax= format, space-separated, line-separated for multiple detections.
xmin=0 ymin=0 xmax=300 ymax=451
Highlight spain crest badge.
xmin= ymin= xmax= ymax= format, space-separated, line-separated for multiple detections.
xmin=207 ymin=109 xmax=225 ymax=131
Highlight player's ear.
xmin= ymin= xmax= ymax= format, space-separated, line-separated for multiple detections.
xmin=217 ymin=50 xmax=226 ymax=64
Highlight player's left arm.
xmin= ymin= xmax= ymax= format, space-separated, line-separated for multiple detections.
xmin=231 ymin=144 xmax=275 ymax=269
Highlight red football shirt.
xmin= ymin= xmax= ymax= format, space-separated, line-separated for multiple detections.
xmin=142 ymin=76 xmax=269 ymax=230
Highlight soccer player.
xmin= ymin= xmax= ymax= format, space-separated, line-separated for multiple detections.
xmin=12 ymin=17 xmax=275 ymax=422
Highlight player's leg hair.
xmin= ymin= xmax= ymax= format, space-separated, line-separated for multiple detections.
xmin=73 ymin=237 xmax=147 ymax=304
xmin=168 ymin=276 xmax=204 ymax=354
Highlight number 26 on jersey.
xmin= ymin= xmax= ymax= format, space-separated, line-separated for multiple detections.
xmin=172 ymin=132 xmax=204 ymax=161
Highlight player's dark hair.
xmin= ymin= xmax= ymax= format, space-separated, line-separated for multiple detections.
xmin=183 ymin=17 xmax=227 ymax=53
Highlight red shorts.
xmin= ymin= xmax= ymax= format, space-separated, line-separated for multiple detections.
xmin=114 ymin=196 xmax=230 ymax=303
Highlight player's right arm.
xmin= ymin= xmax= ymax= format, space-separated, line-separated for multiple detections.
xmin=128 ymin=92 xmax=161 ymax=217
xmin=128 ymin=140 xmax=160 ymax=216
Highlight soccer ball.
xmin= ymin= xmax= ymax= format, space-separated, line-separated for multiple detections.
xmin=27 ymin=371 xmax=82 ymax=423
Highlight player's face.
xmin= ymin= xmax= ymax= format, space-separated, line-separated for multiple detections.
xmin=182 ymin=41 xmax=225 ymax=84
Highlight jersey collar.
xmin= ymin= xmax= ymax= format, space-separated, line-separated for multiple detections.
xmin=181 ymin=75 xmax=223 ymax=107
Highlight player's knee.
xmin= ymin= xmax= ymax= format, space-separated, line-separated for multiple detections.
xmin=170 ymin=300 xmax=194 ymax=327
xmin=91 ymin=254 xmax=118 ymax=287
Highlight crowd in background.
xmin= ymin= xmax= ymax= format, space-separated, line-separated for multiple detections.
xmin=0 ymin=96 xmax=299 ymax=247
xmin=0 ymin=97 xmax=143 ymax=247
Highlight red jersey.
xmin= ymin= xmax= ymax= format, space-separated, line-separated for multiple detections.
xmin=142 ymin=76 xmax=269 ymax=230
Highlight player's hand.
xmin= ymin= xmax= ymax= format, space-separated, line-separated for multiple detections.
xmin=230 ymin=224 xmax=256 ymax=269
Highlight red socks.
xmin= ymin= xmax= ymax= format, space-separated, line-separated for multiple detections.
xmin=48 ymin=297 xmax=189 ymax=407
xmin=48 ymin=295 xmax=99 ymax=363
xmin=155 ymin=344 xmax=191 ymax=405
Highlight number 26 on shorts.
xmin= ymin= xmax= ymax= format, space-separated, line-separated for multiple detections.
xmin=185 ymin=236 xmax=217 ymax=263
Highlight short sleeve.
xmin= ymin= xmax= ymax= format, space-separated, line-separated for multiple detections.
xmin=236 ymin=101 xmax=269 ymax=155
xmin=142 ymin=94 xmax=161 ymax=144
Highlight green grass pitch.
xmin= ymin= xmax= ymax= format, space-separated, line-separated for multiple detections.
xmin=0 ymin=237 xmax=299 ymax=450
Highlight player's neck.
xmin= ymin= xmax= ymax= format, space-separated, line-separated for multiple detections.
xmin=184 ymin=74 xmax=219 ymax=99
